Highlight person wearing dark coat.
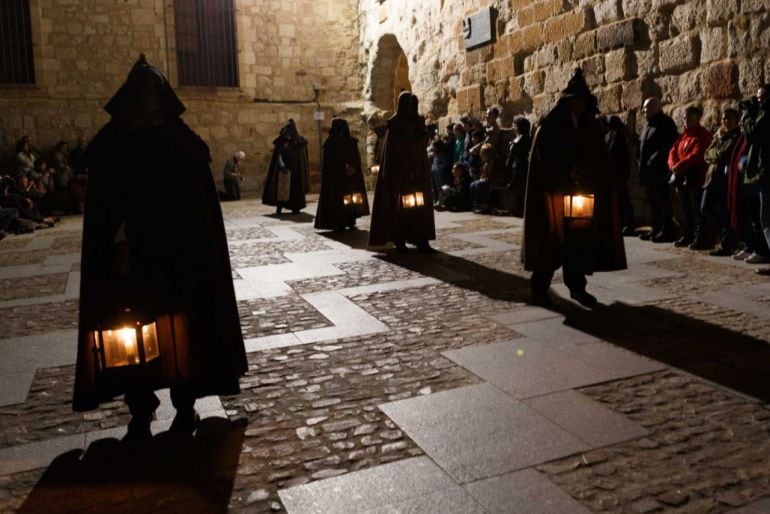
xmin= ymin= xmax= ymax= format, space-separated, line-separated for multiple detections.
xmin=506 ymin=117 xmax=531 ymax=217
xmin=262 ymin=119 xmax=310 ymax=214
xmin=639 ymin=97 xmax=679 ymax=242
xmin=605 ymin=116 xmax=635 ymax=235
xmin=702 ymin=109 xmax=741 ymax=255
xmin=73 ymin=55 xmax=247 ymax=440
xmin=522 ymin=69 xmax=627 ymax=308
xmin=315 ymin=118 xmax=370 ymax=230
xmin=438 ymin=162 xmax=472 ymax=211
xmin=369 ymin=91 xmax=436 ymax=253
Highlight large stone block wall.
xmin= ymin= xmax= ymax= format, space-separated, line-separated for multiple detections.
xmin=361 ymin=0 xmax=769 ymax=128
xmin=0 ymin=0 xmax=363 ymax=193
xmin=358 ymin=0 xmax=769 ymax=220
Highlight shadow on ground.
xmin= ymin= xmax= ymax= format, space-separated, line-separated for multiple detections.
xmin=321 ymin=228 xmax=770 ymax=403
xmin=263 ymin=212 xmax=315 ymax=224
xmin=18 ymin=417 xmax=246 ymax=514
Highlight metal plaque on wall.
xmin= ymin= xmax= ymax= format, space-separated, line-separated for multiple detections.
xmin=463 ymin=7 xmax=497 ymax=50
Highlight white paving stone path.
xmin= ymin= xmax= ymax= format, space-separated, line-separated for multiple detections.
xmin=2 ymin=203 xmax=770 ymax=513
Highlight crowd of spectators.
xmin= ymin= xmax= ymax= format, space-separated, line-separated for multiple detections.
xmin=0 ymin=135 xmax=88 ymax=240
xmin=422 ymin=80 xmax=769 ymax=276
xmin=635 ymin=84 xmax=770 ymax=276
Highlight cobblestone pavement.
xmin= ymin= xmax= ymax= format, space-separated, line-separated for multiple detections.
xmin=0 ymin=197 xmax=769 ymax=513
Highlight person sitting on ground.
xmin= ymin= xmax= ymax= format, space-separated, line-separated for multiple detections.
xmin=668 ymin=105 xmax=713 ymax=249
xmin=429 ymin=139 xmax=451 ymax=199
xmin=463 ymin=129 xmax=485 ymax=181
xmin=438 ymin=162 xmax=472 ymax=212
xmin=452 ymin=123 xmax=466 ymax=164
xmin=606 ymin=116 xmax=635 ymax=235
xmin=470 ymin=143 xmax=505 ymax=214
xmin=222 ymin=150 xmax=245 ymax=201
xmin=702 ymin=109 xmax=741 ymax=256
xmin=14 ymin=136 xmax=38 ymax=179
xmin=0 ymin=175 xmax=55 ymax=228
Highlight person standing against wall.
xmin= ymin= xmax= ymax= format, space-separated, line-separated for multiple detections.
xmin=638 ymin=98 xmax=679 ymax=243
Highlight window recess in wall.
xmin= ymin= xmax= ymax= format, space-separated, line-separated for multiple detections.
xmin=0 ymin=0 xmax=35 ymax=86
xmin=173 ymin=0 xmax=239 ymax=88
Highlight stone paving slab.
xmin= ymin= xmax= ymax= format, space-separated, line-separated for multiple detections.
xmin=523 ymin=390 xmax=649 ymax=448
xmin=379 ymin=384 xmax=589 ymax=483
xmin=444 ymin=339 xmax=616 ymax=399
xmin=465 ymin=468 xmax=593 ymax=514
xmin=279 ymin=457 xmax=469 ymax=514
xmin=507 ymin=318 xmax=603 ymax=345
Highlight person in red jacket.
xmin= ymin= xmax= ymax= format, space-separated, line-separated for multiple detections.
xmin=668 ymin=106 xmax=713 ymax=249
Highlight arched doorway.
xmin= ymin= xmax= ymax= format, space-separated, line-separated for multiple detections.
xmin=365 ymin=34 xmax=412 ymax=173
xmin=368 ymin=34 xmax=412 ymax=115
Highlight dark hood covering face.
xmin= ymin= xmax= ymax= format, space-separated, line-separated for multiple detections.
xmin=394 ymin=91 xmax=413 ymax=119
xmin=274 ymin=119 xmax=306 ymax=148
xmin=104 ymin=54 xmax=186 ymax=121
xmin=328 ymin=118 xmax=351 ymax=139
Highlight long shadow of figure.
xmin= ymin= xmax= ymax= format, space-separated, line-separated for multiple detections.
xmin=321 ymin=228 xmax=770 ymax=403
xmin=18 ymin=417 xmax=246 ymax=514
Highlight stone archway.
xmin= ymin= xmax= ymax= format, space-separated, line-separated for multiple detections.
xmin=367 ymin=34 xmax=412 ymax=116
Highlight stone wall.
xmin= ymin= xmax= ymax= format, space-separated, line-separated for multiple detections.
xmin=358 ymin=0 xmax=769 ymax=220
xmin=0 ymin=0 xmax=362 ymax=193
xmin=361 ymin=0 xmax=769 ymax=128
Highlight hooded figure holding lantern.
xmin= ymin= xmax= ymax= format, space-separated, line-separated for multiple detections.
xmin=522 ymin=69 xmax=627 ymax=307
xmin=73 ymin=55 xmax=247 ymax=440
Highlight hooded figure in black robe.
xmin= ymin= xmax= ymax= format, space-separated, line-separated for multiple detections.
xmin=315 ymin=118 xmax=370 ymax=230
xmin=73 ymin=55 xmax=247 ymax=439
xmin=369 ymin=91 xmax=436 ymax=252
xmin=262 ymin=119 xmax=310 ymax=214
xmin=522 ymin=69 xmax=627 ymax=308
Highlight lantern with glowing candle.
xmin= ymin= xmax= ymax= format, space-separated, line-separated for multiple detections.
xmin=400 ymin=191 xmax=425 ymax=210
xmin=92 ymin=308 xmax=161 ymax=371
xmin=563 ymin=193 xmax=595 ymax=220
xmin=342 ymin=192 xmax=365 ymax=206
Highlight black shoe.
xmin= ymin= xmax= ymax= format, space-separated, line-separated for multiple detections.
xmin=622 ymin=226 xmax=636 ymax=237
xmin=416 ymin=243 xmax=438 ymax=254
xmin=651 ymin=231 xmax=677 ymax=243
xmin=275 ymin=207 xmax=282 ymax=215
xmin=529 ymin=292 xmax=553 ymax=308
xmin=638 ymin=231 xmax=653 ymax=241
xmin=123 ymin=415 xmax=152 ymax=442
xmin=394 ymin=242 xmax=407 ymax=253
xmin=709 ymin=246 xmax=733 ymax=256
xmin=291 ymin=209 xmax=301 ymax=215
xmin=570 ymin=290 xmax=598 ymax=308
xmin=756 ymin=268 xmax=770 ymax=276
xmin=688 ymin=240 xmax=710 ymax=250
xmin=169 ymin=408 xmax=200 ymax=435
xmin=674 ymin=236 xmax=694 ymax=247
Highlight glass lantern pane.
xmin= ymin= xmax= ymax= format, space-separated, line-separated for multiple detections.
xmin=101 ymin=328 xmax=140 ymax=367
xmin=141 ymin=322 xmax=160 ymax=362
xmin=415 ymin=192 xmax=425 ymax=206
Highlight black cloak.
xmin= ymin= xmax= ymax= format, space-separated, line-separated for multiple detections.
xmin=262 ymin=119 xmax=310 ymax=210
xmin=522 ymin=69 xmax=627 ymax=274
xmin=73 ymin=55 xmax=247 ymax=411
xmin=315 ymin=118 xmax=370 ymax=229
xmin=368 ymin=92 xmax=436 ymax=246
